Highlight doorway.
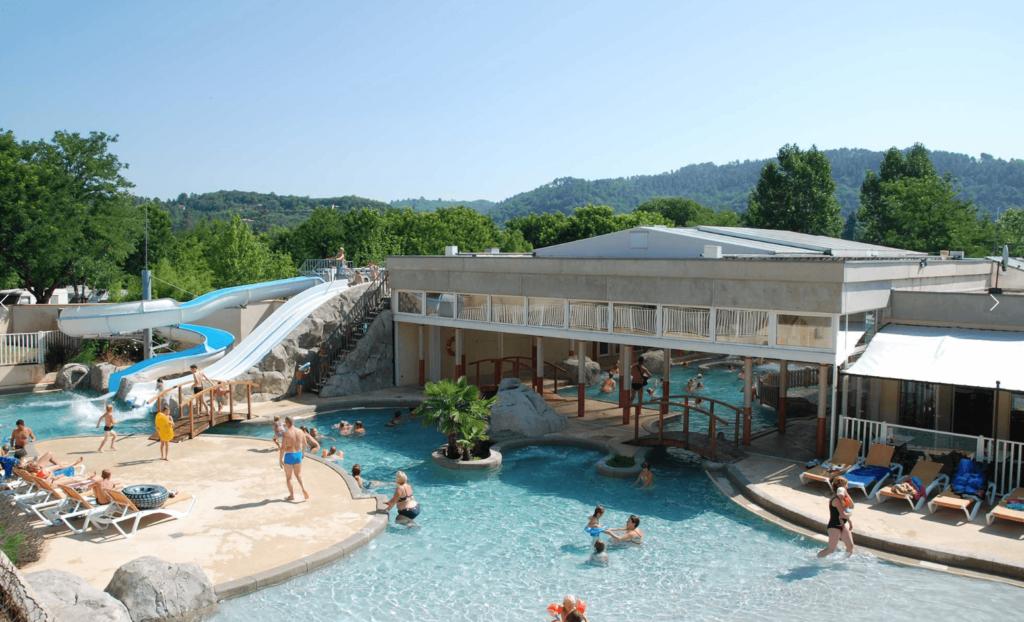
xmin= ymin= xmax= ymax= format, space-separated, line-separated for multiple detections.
xmin=952 ymin=388 xmax=994 ymax=437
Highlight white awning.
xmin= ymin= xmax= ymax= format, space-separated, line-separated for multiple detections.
xmin=845 ymin=324 xmax=1024 ymax=392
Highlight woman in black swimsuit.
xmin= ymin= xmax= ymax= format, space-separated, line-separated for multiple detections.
xmin=386 ymin=470 xmax=420 ymax=525
xmin=816 ymin=476 xmax=855 ymax=557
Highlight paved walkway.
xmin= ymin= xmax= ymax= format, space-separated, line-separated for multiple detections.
xmin=24 ymin=435 xmax=377 ymax=589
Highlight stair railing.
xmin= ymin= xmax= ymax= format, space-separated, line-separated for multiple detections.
xmin=311 ymin=274 xmax=391 ymax=392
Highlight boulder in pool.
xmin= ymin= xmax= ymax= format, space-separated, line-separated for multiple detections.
xmin=557 ymin=355 xmax=602 ymax=386
xmin=637 ymin=350 xmax=668 ymax=376
xmin=56 ymin=363 xmax=90 ymax=391
xmin=489 ymin=381 xmax=568 ymax=437
xmin=114 ymin=372 xmax=148 ymax=402
xmin=88 ymin=362 xmax=119 ymax=392
xmin=26 ymin=569 xmax=132 ymax=622
xmin=104 ymin=556 xmax=217 ymax=622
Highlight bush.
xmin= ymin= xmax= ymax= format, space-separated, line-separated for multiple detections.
xmin=44 ymin=340 xmax=82 ymax=372
xmin=72 ymin=340 xmax=99 ymax=366
xmin=0 ymin=499 xmax=44 ymax=568
xmin=607 ymin=455 xmax=636 ymax=468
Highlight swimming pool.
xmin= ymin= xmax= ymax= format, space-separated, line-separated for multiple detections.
xmin=206 ymin=409 xmax=1020 ymax=622
xmin=558 ymin=360 xmax=781 ymax=434
xmin=0 ymin=390 xmax=156 ymax=443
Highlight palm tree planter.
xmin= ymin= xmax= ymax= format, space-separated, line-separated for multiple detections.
xmin=416 ymin=378 xmax=497 ymax=460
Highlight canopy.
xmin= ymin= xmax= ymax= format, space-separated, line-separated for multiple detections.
xmin=845 ymin=324 xmax=1024 ymax=392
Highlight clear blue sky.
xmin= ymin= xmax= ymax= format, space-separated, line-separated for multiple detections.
xmin=2 ymin=0 xmax=1022 ymax=202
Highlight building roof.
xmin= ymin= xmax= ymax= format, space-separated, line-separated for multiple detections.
xmin=532 ymin=226 xmax=924 ymax=260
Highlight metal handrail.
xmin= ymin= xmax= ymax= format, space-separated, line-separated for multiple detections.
xmin=312 ymin=276 xmax=391 ymax=390
xmin=298 ymin=258 xmax=354 ymax=281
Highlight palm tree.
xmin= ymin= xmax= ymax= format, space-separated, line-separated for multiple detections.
xmin=415 ymin=377 xmax=497 ymax=459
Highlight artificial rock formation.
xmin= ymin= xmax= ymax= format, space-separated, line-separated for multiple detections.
xmin=104 ymin=556 xmax=217 ymax=622
xmin=557 ymin=355 xmax=602 ymax=386
xmin=26 ymin=569 xmax=132 ymax=622
xmin=88 ymin=362 xmax=118 ymax=393
xmin=318 ymin=309 xmax=394 ymax=398
xmin=55 ymin=363 xmax=90 ymax=391
xmin=489 ymin=378 xmax=568 ymax=437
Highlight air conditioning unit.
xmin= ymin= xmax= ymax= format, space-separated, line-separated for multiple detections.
xmin=948 ymin=251 xmax=965 ymax=260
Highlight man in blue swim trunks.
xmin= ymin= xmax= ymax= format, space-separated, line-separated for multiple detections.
xmin=279 ymin=417 xmax=319 ymax=501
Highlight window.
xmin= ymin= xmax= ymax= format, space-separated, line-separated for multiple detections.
xmin=425 ymin=292 xmax=455 ymax=318
xmin=663 ymin=306 xmax=710 ymax=340
xmin=900 ymin=381 xmax=936 ymax=429
xmin=777 ymin=314 xmax=833 ymax=349
xmin=491 ymin=295 xmax=524 ymax=324
xmin=569 ymin=300 xmax=609 ymax=332
xmin=715 ymin=308 xmax=769 ymax=345
xmin=528 ymin=297 xmax=565 ymax=327
xmin=397 ymin=291 xmax=423 ymax=315
xmin=457 ymin=294 xmax=488 ymax=321
xmin=613 ymin=303 xmax=657 ymax=335
xmin=847 ymin=310 xmax=881 ymax=347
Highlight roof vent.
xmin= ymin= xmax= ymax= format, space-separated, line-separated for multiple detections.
xmin=444 ymin=245 xmax=459 ymax=257
xmin=703 ymin=245 xmax=723 ymax=259
xmin=485 ymin=247 xmax=500 ymax=254
xmin=948 ymin=251 xmax=965 ymax=260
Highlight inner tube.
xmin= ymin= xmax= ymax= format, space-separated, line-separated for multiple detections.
xmin=155 ymin=414 xmax=175 ymax=443
xmin=584 ymin=526 xmax=606 ymax=536
xmin=122 ymin=484 xmax=168 ymax=510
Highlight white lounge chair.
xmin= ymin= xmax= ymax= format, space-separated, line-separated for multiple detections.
xmin=14 ymin=474 xmax=65 ymax=523
xmin=84 ymin=488 xmax=196 ymax=538
xmin=843 ymin=443 xmax=902 ymax=498
xmin=875 ymin=460 xmax=947 ymax=511
xmin=986 ymin=487 xmax=1024 ymax=527
xmin=40 ymin=485 xmax=108 ymax=534
xmin=799 ymin=438 xmax=863 ymax=492
xmin=928 ymin=481 xmax=997 ymax=522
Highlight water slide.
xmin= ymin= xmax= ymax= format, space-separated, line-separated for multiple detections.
xmin=57 ymin=277 xmax=348 ymax=400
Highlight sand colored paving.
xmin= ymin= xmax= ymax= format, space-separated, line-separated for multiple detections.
xmin=23 ymin=434 xmax=377 ymax=589
xmin=735 ymin=455 xmax=1024 ymax=573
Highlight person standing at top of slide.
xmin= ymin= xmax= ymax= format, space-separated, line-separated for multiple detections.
xmin=333 ymin=247 xmax=346 ymax=280
xmin=279 ymin=417 xmax=319 ymax=501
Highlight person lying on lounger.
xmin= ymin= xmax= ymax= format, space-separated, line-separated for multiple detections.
xmin=90 ymin=469 xmax=194 ymax=508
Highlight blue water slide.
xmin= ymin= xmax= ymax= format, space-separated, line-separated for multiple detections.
xmin=107 ymin=324 xmax=236 ymax=395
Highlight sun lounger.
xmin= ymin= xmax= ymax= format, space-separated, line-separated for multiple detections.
xmin=14 ymin=474 xmax=65 ymax=523
xmin=986 ymin=488 xmax=1024 ymax=526
xmin=799 ymin=438 xmax=863 ymax=491
xmin=83 ymin=488 xmax=196 ymax=538
xmin=875 ymin=460 xmax=947 ymax=511
xmin=1 ymin=468 xmax=34 ymax=498
xmin=40 ymin=485 xmax=107 ymax=534
xmin=843 ymin=443 xmax=902 ymax=498
xmin=927 ymin=459 xmax=997 ymax=522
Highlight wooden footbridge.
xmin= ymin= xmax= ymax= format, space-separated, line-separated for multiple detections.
xmin=625 ymin=394 xmax=746 ymax=463
xmin=146 ymin=381 xmax=259 ymax=442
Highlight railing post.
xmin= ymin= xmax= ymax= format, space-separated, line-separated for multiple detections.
xmin=189 ymin=401 xmax=195 ymax=439
xmin=177 ymin=386 xmax=183 ymax=420
xmin=247 ymin=384 xmax=252 ymax=420
xmin=37 ymin=331 xmax=45 ymax=365
xmin=710 ymin=417 xmax=717 ymax=462
xmin=634 ymin=393 xmax=641 ymax=442
xmin=880 ymin=422 xmax=888 ymax=445
xmin=658 ymin=399 xmax=664 ymax=445
xmin=229 ymin=384 xmax=235 ymax=420
xmin=977 ymin=436 xmax=986 ymax=462
xmin=683 ymin=397 xmax=690 ymax=447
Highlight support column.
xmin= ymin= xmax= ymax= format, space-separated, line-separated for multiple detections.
xmin=660 ymin=348 xmax=671 ymax=416
xmin=454 ymin=328 xmax=464 ymax=380
xmin=778 ymin=360 xmax=788 ymax=433
xmin=496 ymin=333 xmax=504 ymax=384
xmin=577 ymin=339 xmax=586 ymax=418
xmin=855 ymin=376 xmax=863 ymax=418
xmin=141 ymin=269 xmax=153 ymax=360
xmin=532 ymin=338 xmax=539 ymax=391
xmin=428 ymin=326 xmax=441 ymax=382
xmin=841 ymin=374 xmax=850 ymax=420
xmin=591 ymin=341 xmax=598 ymax=362
xmin=622 ymin=345 xmax=633 ymax=425
xmin=417 ymin=325 xmax=425 ymax=386
xmin=618 ymin=345 xmax=627 ymax=408
xmin=535 ymin=336 xmax=544 ymax=395
xmin=817 ymin=363 xmax=829 ymax=458
xmin=742 ymin=356 xmax=753 ymax=444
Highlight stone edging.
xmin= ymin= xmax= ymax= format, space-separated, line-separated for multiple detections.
xmin=431 ymin=445 xmax=502 ymax=470
xmin=487 ymin=437 xmax=650 ymax=479
xmin=720 ymin=462 xmax=1024 ymax=582
xmin=212 ymin=435 xmax=390 ymax=600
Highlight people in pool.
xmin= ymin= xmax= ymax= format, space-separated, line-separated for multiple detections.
xmin=817 ymin=476 xmax=855 ymax=557
xmin=589 ymin=540 xmax=609 ymax=566
xmin=351 ymin=463 xmax=367 ymax=488
xmin=352 ymin=421 xmax=366 ymax=435
xmin=385 ymin=470 xmax=420 ymax=525
xmin=548 ymin=594 xmax=587 ymax=621
xmin=584 ymin=505 xmax=607 ymax=536
xmin=605 ymin=514 xmax=644 ymax=544
xmin=633 ymin=462 xmax=654 ymax=489
xmin=685 ymin=379 xmax=696 ymax=391
xmin=645 ymin=379 xmax=660 ymax=398
xmin=322 ymin=446 xmax=343 ymax=461
xmin=336 ymin=420 xmax=354 ymax=435
xmin=279 ymin=417 xmax=319 ymax=501
xmin=696 ymin=381 xmax=704 ymax=390
xmin=385 ymin=411 xmax=404 ymax=427
xmin=600 ymin=372 xmax=616 ymax=393
xmin=96 ymin=404 xmax=118 ymax=453
xmin=309 ymin=427 xmax=334 ymax=448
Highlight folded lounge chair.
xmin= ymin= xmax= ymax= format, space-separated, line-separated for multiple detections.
xmin=986 ymin=487 xmax=1024 ymax=526
xmin=799 ymin=438 xmax=863 ymax=491
xmin=875 ymin=460 xmax=947 ymax=511
xmin=927 ymin=459 xmax=997 ymax=522
xmin=83 ymin=488 xmax=196 ymax=538
xmin=843 ymin=443 xmax=902 ymax=498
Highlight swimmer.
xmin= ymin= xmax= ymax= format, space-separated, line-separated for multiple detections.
xmin=696 ymin=373 xmax=703 ymax=381
xmin=600 ymin=372 xmax=616 ymax=393
xmin=385 ymin=470 xmax=420 ymax=525
xmin=645 ymin=379 xmax=660 ymax=398
xmin=96 ymin=404 xmax=117 ymax=452
xmin=589 ymin=539 xmax=609 ymax=566
xmin=352 ymin=421 xmax=366 ymax=436
xmin=322 ymin=446 xmax=344 ymax=461
xmin=685 ymin=379 xmax=696 ymax=391
xmin=584 ymin=505 xmax=607 ymax=537
xmin=727 ymin=365 xmax=735 ymax=372
xmin=632 ymin=462 xmax=654 ymax=489
xmin=351 ymin=463 xmax=367 ymax=488
xmin=336 ymin=420 xmax=354 ymax=435
xmin=385 ymin=410 xmax=405 ymax=427
xmin=309 ymin=427 xmax=334 ymax=448
xmin=696 ymin=381 xmax=704 ymax=390
xmin=549 ymin=594 xmax=586 ymax=621
xmin=605 ymin=514 xmax=644 ymax=544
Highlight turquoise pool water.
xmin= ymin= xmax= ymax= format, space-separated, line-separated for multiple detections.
xmin=206 ymin=409 xmax=1019 ymax=622
xmin=0 ymin=390 xmax=156 ymax=443
xmin=558 ymin=361 xmax=780 ymax=434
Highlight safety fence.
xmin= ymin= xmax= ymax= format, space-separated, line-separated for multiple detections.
xmin=0 ymin=331 xmax=81 ymax=366
xmin=756 ymin=366 xmax=829 ymax=410
xmin=568 ymin=301 xmax=608 ymax=332
xmin=662 ymin=306 xmax=710 ymax=339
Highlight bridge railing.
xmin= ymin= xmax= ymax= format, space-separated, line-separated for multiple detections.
xmin=635 ymin=393 xmax=742 ymax=462
xmin=148 ymin=380 xmax=258 ymax=439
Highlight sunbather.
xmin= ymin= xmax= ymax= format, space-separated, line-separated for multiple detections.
xmin=90 ymin=469 xmax=193 ymax=508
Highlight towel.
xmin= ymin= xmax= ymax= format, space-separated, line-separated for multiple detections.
xmin=951 ymin=459 xmax=986 ymax=497
xmin=0 ymin=456 xmax=17 ymax=479
xmin=844 ymin=465 xmax=892 ymax=488
xmin=1008 ymin=503 xmax=1024 ymax=511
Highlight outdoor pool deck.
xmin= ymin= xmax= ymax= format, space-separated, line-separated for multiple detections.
xmin=23 ymin=435 xmax=380 ymax=592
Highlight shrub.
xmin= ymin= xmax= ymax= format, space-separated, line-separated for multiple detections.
xmin=607 ymin=455 xmax=636 ymax=469
xmin=72 ymin=340 xmax=99 ymax=366
xmin=0 ymin=499 xmax=44 ymax=568
xmin=44 ymin=340 xmax=82 ymax=372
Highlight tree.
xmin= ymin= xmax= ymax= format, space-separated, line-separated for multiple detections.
xmin=505 ymin=204 xmax=672 ymax=249
xmin=997 ymin=207 xmax=1024 ymax=257
xmin=415 ymin=377 xmax=496 ymax=459
xmin=634 ymin=197 xmax=740 ymax=227
xmin=287 ymin=207 xmax=346 ymax=262
xmin=857 ymin=144 xmax=989 ymax=254
xmin=746 ymin=144 xmax=843 ymax=237
xmin=205 ymin=215 xmax=296 ymax=287
xmin=124 ymin=202 xmax=177 ymax=275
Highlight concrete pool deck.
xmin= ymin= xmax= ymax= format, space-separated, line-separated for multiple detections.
xmin=23 ymin=434 xmax=382 ymax=593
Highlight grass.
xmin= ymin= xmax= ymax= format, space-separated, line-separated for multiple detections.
xmin=606 ymin=455 xmax=636 ymax=468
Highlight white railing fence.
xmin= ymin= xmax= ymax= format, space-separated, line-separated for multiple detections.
xmin=569 ymin=302 xmax=608 ymax=332
xmin=457 ymin=306 xmax=488 ymax=322
xmin=0 ymin=331 xmax=82 ymax=366
xmin=613 ymin=304 xmax=657 ymax=335
xmin=716 ymin=309 xmax=769 ymax=338
xmin=663 ymin=306 xmax=710 ymax=339
xmin=839 ymin=416 xmax=1021 ymax=494
xmin=491 ymin=304 xmax=524 ymax=325
xmin=528 ymin=304 xmax=565 ymax=328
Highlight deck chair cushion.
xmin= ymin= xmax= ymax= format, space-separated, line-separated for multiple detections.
xmin=845 ymin=465 xmax=892 ymax=488
xmin=951 ymin=459 xmax=987 ymax=497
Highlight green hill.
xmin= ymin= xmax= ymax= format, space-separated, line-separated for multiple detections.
xmin=389 ymin=197 xmax=497 ymax=212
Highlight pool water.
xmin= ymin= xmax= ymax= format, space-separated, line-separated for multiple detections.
xmin=558 ymin=361 xmax=780 ymax=434
xmin=206 ymin=409 xmax=1020 ymax=622
xmin=0 ymin=390 xmax=157 ymax=442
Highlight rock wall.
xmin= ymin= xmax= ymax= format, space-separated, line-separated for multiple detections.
xmin=318 ymin=309 xmax=394 ymax=398
xmin=557 ymin=355 xmax=602 ymax=386
xmin=489 ymin=378 xmax=568 ymax=437
xmin=104 ymin=556 xmax=217 ymax=622
xmin=25 ymin=569 xmax=131 ymax=622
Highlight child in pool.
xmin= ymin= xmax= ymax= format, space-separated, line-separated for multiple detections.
xmin=584 ymin=505 xmax=607 ymax=537
xmin=335 ymin=420 xmax=354 ymax=435
xmin=589 ymin=540 xmax=609 ymax=566
xmin=633 ymin=462 xmax=654 ymax=489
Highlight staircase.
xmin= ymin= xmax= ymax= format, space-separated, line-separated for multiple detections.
xmin=311 ymin=277 xmax=391 ymax=394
